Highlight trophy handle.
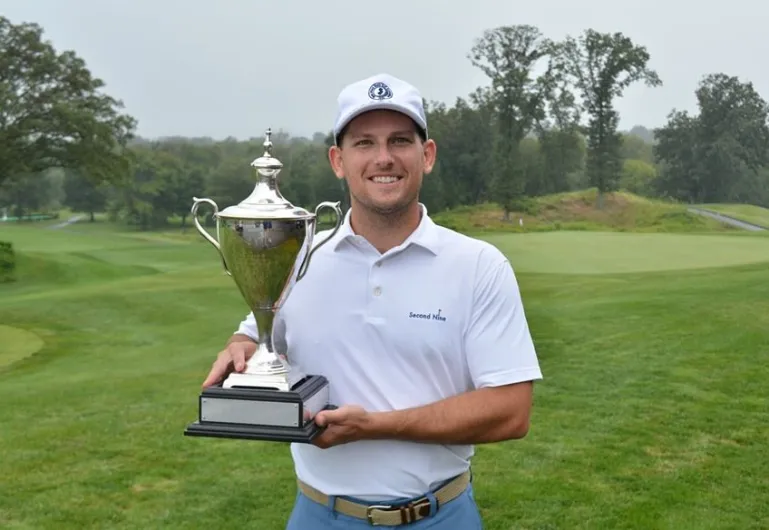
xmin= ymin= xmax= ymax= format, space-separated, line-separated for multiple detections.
xmin=191 ymin=197 xmax=230 ymax=276
xmin=296 ymin=201 xmax=343 ymax=281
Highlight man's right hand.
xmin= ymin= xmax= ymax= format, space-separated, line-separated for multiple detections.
xmin=201 ymin=337 xmax=258 ymax=388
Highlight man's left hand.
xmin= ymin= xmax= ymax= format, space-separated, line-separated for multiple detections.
xmin=311 ymin=405 xmax=373 ymax=449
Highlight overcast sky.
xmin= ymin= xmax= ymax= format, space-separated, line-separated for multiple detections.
xmin=3 ymin=0 xmax=766 ymax=141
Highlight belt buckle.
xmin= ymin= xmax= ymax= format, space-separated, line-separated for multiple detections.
xmin=366 ymin=505 xmax=393 ymax=526
xmin=366 ymin=499 xmax=432 ymax=526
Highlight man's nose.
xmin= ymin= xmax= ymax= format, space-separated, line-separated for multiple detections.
xmin=374 ymin=144 xmax=395 ymax=166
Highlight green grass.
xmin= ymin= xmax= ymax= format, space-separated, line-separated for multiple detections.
xmin=0 ymin=325 xmax=45 ymax=368
xmin=700 ymin=203 xmax=769 ymax=228
xmin=1 ymin=220 xmax=768 ymax=529
xmin=433 ymin=189 xmax=740 ymax=234
xmin=485 ymin=231 xmax=769 ymax=274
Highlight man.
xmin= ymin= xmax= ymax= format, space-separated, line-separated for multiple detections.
xmin=202 ymin=73 xmax=543 ymax=528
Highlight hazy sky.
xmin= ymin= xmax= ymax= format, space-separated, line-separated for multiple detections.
xmin=3 ymin=0 xmax=766 ymax=141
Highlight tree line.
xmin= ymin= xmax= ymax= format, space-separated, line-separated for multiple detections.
xmin=2 ymin=17 xmax=769 ymax=230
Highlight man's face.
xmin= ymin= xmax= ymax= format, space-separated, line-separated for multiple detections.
xmin=329 ymin=110 xmax=436 ymax=216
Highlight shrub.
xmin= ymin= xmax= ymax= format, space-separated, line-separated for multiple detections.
xmin=0 ymin=241 xmax=16 ymax=283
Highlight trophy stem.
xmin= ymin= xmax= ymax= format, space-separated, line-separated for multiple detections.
xmin=245 ymin=341 xmax=290 ymax=376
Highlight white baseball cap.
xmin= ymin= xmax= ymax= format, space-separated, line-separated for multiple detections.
xmin=333 ymin=73 xmax=428 ymax=143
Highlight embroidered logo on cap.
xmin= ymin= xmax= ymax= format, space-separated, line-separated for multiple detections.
xmin=368 ymin=81 xmax=393 ymax=100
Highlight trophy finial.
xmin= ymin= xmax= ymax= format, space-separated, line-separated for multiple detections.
xmin=250 ymin=127 xmax=283 ymax=172
xmin=263 ymin=128 xmax=273 ymax=155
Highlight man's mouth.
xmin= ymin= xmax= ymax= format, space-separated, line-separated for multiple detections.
xmin=369 ymin=175 xmax=403 ymax=184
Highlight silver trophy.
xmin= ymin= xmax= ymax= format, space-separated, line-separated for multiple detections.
xmin=184 ymin=128 xmax=342 ymax=443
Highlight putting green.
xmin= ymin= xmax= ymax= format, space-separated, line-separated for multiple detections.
xmin=0 ymin=325 xmax=45 ymax=368
xmin=481 ymin=231 xmax=769 ymax=274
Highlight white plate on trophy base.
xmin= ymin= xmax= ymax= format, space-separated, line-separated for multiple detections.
xmin=184 ymin=374 xmax=334 ymax=443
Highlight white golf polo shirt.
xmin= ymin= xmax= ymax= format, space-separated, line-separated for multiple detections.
xmin=235 ymin=204 xmax=542 ymax=500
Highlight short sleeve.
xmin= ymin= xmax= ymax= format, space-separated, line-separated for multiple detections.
xmin=464 ymin=256 xmax=543 ymax=389
xmin=235 ymin=312 xmax=259 ymax=342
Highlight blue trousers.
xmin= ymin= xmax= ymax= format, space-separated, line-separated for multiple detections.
xmin=285 ymin=484 xmax=484 ymax=529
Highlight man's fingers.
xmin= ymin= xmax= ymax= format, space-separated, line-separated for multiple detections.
xmin=232 ymin=349 xmax=246 ymax=372
xmin=312 ymin=427 xmax=334 ymax=449
xmin=201 ymin=353 xmax=233 ymax=388
xmin=201 ymin=369 xmax=220 ymax=388
xmin=315 ymin=407 xmax=345 ymax=427
xmin=201 ymin=359 xmax=226 ymax=388
xmin=200 ymin=342 xmax=257 ymax=389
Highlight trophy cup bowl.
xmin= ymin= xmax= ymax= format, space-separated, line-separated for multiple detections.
xmin=183 ymin=128 xmax=343 ymax=443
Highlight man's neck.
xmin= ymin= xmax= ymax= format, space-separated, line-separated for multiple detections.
xmin=349 ymin=202 xmax=422 ymax=254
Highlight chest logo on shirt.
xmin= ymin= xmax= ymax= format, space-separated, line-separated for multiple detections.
xmin=408 ymin=309 xmax=447 ymax=322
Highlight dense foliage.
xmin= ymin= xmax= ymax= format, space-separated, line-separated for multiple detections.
xmin=0 ymin=241 xmax=15 ymax=283
xmin=1 ymin=18 xmax=768 ymax=228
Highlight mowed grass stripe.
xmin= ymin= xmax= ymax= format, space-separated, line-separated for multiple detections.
xmin=0 ymin=224 xmax=768 ymax=529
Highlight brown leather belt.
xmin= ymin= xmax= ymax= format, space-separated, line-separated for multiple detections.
xmin=296 ymin=470 xmax=471 ymax=526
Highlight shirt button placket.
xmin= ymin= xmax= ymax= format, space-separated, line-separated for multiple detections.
xmin=371 ymin=260 xmax=383 ymax=309
xmin=366 ymin=259 xmax=385 ymax=323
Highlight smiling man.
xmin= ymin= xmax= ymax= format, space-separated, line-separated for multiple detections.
xmin=203 ymin=73 xmax=544 ymax=529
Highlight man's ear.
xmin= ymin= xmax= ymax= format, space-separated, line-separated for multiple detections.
xmin=328 ymin=145 xmax=345 ymax=180
xmin=422 ymin=139 xmax=437 ymax=174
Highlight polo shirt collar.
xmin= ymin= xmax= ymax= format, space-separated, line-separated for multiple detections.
xmin=332 ymin=203 xmax=442 ymax=255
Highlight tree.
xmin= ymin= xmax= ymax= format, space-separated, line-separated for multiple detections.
xmin=692 ymin=73 xmax=769 ymax=202
xmin=62 ymin=169 xmax=108 ymax=222
xmin=425 ymin=92 xmax=495 ymax=208
xmin=0 ymin=16 xmax=136 ymax=188
xmin=468 ymin=25 xmax=561 ymax=217
xmin=0 ymin=171 xmax=52 ymax=218
xmin=654 ymin=73 xmax=769 ymax=204
xmin=532 ymin=66 xmax=585 ymax=195
xmin=619 ymin=159 xmax=657 ymax=196
xmin=652 ymin=109 xmax=701 ymax=202
xmin=561 ymin=30 xmax=662 ymax=207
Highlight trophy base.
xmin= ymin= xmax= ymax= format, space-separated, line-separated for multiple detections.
xmin=184 ymin=374 xmax=332 ymax=443
xmin=222 ymin=370 xmax=292 ymax=391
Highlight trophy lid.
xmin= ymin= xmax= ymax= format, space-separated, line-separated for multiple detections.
xmin=216 ymin=128 xmax=314 ymax=221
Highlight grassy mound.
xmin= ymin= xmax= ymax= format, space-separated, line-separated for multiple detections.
xmin=433 ymin=189 xmax=738 ymax=233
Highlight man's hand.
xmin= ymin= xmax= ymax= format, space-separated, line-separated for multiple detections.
xmin=201 ymin=336 xmax=257 ymax=388
xmin=311 ymin=405 xmax=373 ymax=449
xmin=308 ymin=383 xmax=535 ymax=448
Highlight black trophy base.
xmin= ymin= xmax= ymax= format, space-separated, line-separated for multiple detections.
xmin=184 ymin=374 xmax=333 ymax=443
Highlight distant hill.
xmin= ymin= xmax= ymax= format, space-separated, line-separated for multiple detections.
xmin=432 ymin=189 xmax=739 ymax=233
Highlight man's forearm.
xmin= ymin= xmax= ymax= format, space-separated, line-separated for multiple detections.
xmin=227 ymin=333 xmax=257 ymax=346
xmin=364 ymin=383 xmax=533 ymax=445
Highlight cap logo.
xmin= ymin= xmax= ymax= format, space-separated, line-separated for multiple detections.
xmin=368 ymin=81 xmax=393 ymax=100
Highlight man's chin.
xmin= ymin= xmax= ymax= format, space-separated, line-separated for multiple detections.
xmin=360 ymin=199 xmax=413 ymax=216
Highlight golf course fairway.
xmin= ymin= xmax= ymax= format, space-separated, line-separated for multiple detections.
xmin=1 ymin=222 xmax=767 ymax=529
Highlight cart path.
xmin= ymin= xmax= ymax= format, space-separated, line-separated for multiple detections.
xmin=687 ymin=208 xmax=767 ymax=232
